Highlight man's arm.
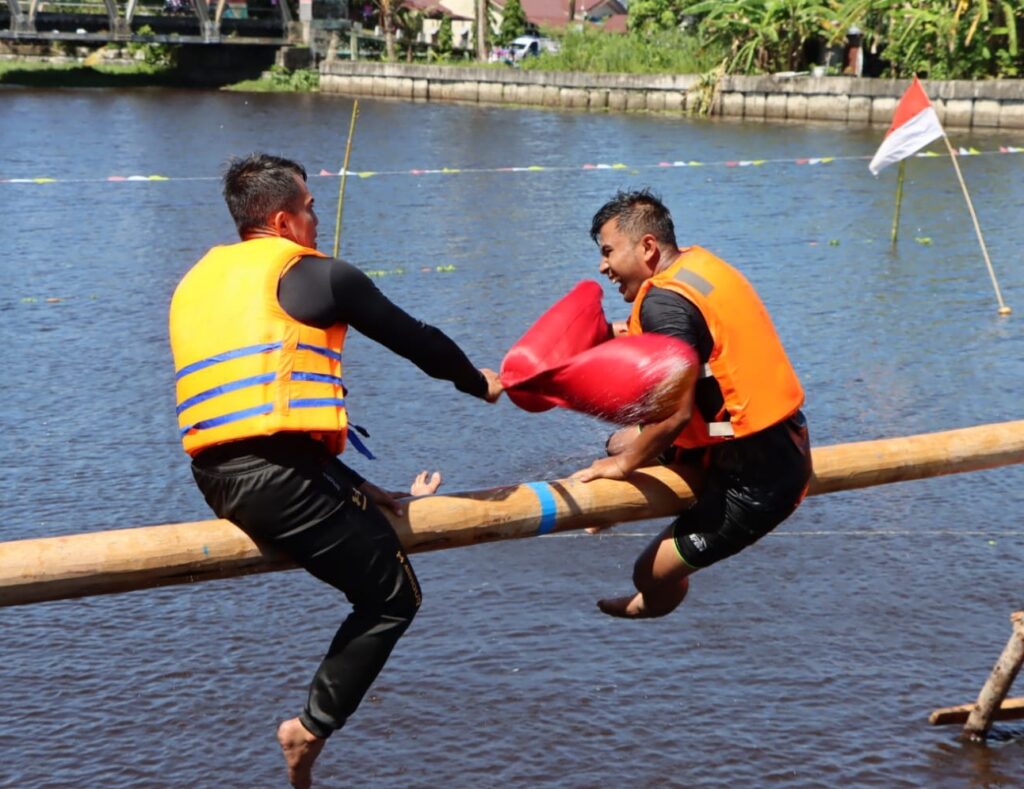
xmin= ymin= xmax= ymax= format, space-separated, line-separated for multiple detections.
xmin=573 ymin=379 xmax=695 ymax=481
xmin=574 ymin=287 xmax=707 ymax=482
xmin=279 ymin=255 xmax=498 ymax=400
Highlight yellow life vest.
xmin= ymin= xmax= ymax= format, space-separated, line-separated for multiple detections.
xmin=169 ymin=236 xmax=348 ymax=457
xmin=627 ymin=246 xmax=804 ymax=449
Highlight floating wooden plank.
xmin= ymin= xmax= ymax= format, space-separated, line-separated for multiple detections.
xmin=929 ymin=697 xmax=1024 ymax=726
xmin=1 ymin=420 xmax=1023 ymax=608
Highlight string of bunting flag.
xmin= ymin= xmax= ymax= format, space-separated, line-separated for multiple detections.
xmin=2 ymin=146 xmax=1022 ymax=185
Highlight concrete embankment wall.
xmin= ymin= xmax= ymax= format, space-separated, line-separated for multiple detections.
xmin=319 ymin=61 xmax=1024 ymax=129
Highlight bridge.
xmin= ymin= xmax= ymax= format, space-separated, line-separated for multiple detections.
xmin=0 ymin=0 xmax=299 ymax=46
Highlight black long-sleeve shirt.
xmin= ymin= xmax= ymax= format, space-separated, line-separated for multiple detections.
xmin=639 ymin=286 xmax=724 ymax=423
xmin=278 ymin=255 xmax=487 ymax=400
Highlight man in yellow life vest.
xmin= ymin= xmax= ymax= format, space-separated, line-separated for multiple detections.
xmin=169 ymin=153 xmax=502 ymax=788
xmin=573 ymin=189 xmax=812 ymax=619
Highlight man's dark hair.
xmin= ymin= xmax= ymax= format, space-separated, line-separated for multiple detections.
xmin=222 ymin=153 xmax=308 ymax=236
xmin=589 ymin=189 xmax=677 ymax=248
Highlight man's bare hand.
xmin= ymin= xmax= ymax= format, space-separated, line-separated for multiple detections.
xmin=572 ymin=455 xmax=631 ymax=484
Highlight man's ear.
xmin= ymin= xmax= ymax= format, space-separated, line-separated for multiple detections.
xmin=640 ymin=234 xmax=660 ymax=268
xmin=268 ymin=210 xmax=293 ymax=241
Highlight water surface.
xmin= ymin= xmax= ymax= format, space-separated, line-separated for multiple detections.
xmin=2 ymin=88 xmax=1023 ymax=787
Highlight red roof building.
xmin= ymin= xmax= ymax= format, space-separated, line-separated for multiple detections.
xmin=491 ymin=0 xmax=626 ymax=28
xmin=439 ymin=0 xmax=626 ymax=32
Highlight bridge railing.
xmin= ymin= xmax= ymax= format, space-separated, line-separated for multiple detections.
xmin=3 ymin=0 xmax=295 ymax=41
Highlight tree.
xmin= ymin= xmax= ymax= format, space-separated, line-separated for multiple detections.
xmin=678 ymin=0 xmax=1023 ymax=79
xmin=497 ymin=0 xmax=527 ymax=46
xmin=394 ymin=6 xmax=424 ymax=61
xmin=375 ymin=0 xmax=397 ymax=60
xmin=872 ymin=0 xmax=1022 ymax=79
xmin=436 ymin=14 xmax=454 ymax=58
xmin=628 ymin=0 xmax=688 ymax=34
xmin=475 ymin=0 xmax=488 ymax=60
xmin=681 ymin=0 xmax=844 ymax=74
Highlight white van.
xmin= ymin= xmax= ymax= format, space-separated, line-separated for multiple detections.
xmin=509 ymin=35 xmax=558 ymax=63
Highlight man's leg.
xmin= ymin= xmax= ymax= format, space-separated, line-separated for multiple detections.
xmin=192 ymin=441 xmax=421 ymax=788
xmin=294 ymin=495 xmax=422 ymax=738
xmin=597 ymin=521 xmax=694 ymax=618
xmin=279 ymin=499 xmax=421 ymax=788
xmin=597 ymin=478 xmax=726 ymax=619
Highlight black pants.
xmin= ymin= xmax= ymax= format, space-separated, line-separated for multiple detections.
xmin=672 ymin=411 xmax=812 ymax=568
xmin=191 ymin=434 xmax=421 ymax=739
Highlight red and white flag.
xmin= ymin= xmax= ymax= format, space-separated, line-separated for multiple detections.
xmin=869 ymin=76 xmax=944 ymax=176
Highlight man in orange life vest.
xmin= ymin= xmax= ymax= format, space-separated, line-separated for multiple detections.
xmin=573 ymin=189 xmax=812 ymax=619
xmin=169 ymin=153 xmax=502 ymax=787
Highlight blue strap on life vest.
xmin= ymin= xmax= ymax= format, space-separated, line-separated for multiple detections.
xmin=347 ymin=423 xmax=375 ymax=460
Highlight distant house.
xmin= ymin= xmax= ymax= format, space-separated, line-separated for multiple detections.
xmin=599 ymin=12 xmax=627 ymax=33
xmin=492 ymin=0 xmax=626 ymax=29
xmin=441 ymin=0 xmax=626 ymax=36
xmin=401 ymin=0 xmax=474 ymax=49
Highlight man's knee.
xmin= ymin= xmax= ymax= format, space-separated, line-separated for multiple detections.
xmin=384 ymin=587 xmax=420 ymax=623
xmin=637 ymin=576 xmax=690 ymax=618
xmin=631 ymin=548 xmax=691 ymax=615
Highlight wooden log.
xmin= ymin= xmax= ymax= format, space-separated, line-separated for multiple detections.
xmin=963 ymin=612 xmax=1024 ymax=738
xmin=929 ymin=697 xmax=1024 ymax=726
xmin=1 ymin=420 xmax=1023 ymax=608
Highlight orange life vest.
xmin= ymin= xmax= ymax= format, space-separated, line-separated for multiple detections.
xmin=169 ymin=236 xmax=349 ymax=457
xmin=627 ymin=245 xmax=804 ymax=449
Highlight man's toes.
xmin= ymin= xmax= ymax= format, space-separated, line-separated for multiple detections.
xmin=597 ymin=595 xmax=640 ymax=617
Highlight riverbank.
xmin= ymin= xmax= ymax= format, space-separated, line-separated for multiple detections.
xmin=0 ymin=57 xmax=180 ymax=87
xmin=0 ymin=56 xmax=317 ymax=91
xmin=319 ymin=61 xmax=1024 ymax=129
xmin=5 ymin=52 xmax=1024 ymax=130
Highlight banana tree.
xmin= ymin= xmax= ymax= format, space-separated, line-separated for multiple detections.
xmin=394 ymin=5 xmax=424 ymax=61
xmin=683 ymin=0 xmax=849 ymax=73
xmin=873 ymin=0 xmax=1022 ymax=78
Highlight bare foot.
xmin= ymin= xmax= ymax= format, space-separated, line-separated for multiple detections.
xmin=597 ymin=593 xmax=648 ymax=618
xmin=584 ymin=525 xmax=612 ymax=535
xmin=276 ymin=718 xmax=326 ymax=789
xmin=410 ymin=470 xmax=442 ymax=496
xmin=597 ymin=578 xmax=689 ymax=619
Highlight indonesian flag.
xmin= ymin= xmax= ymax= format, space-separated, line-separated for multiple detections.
xmin=869 ymin=76 xmax=944 ymax=176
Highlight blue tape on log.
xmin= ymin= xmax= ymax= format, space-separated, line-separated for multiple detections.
xmin=525 ymin=481 xmax=557 ymax=535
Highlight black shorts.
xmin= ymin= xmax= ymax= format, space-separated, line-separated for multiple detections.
xmin=672 ymin=411 xmax=812 ymax=569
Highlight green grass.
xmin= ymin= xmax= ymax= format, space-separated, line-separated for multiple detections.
xmin=0 ymin=59 xmax=179 ymax=87
xmin=224 ymin=66 xmax=320 ymax=92
xmin=521 ymin=28 xmax=724 ymax=75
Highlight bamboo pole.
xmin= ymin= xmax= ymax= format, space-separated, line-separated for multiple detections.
xmin=1 ymin=420 xmax=1023 ymax=608
xmin=890 ymin=159 xmax=906 ymax=246
xmin=941 ymin=136 xmax=1012 ymax=315
xmin=332 ymin=99 xmax=359 ymax=260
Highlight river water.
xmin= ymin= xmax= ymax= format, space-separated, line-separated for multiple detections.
xmin=2 ymin=87 xmax=1023 ymax=787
